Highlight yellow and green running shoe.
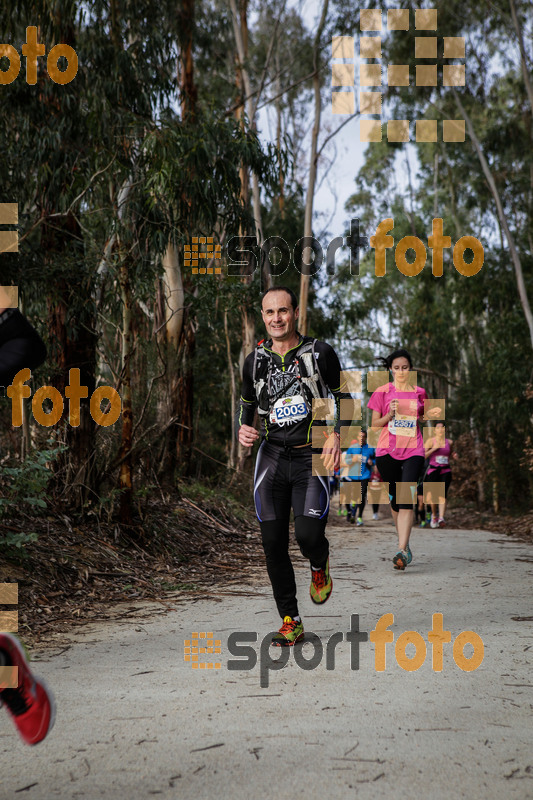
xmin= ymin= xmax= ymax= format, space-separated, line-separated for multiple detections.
xmin=271 ymin=616 xmax=304 ymax=647
xmin=310 ymin=558 xmax=333 ymax=604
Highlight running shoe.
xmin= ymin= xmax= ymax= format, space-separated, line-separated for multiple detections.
xmin=405 ymin=543 xmax=413 ymax=564
xmin=438 ymin=518 xmax=445 ymax=528
xmin=356 ymin=517 xmax=363 ymax=526
xmin=271 ymin=616 xmax=304 ymax=647
xmin=373 ymin=513 xmax=379 ymax=520
xmin=430 ymin=517 xmax=439 ymax=529
xmin=392 ymin=550 xmax=408 ymax=570
xmin=310 ymin=558 xmax=333 ymax=604
xmin=419 ymin=519 xmax=428 ymax=528
xmin=0 ymin=634 xmax=55 ymax=746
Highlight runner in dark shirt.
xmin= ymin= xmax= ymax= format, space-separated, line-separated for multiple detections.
xmin=0 ymin=305 xmax=55 ymax=745
xmin=237 ymin=287 xmax=349 ymax=646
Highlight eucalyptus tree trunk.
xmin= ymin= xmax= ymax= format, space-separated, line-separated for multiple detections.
xmin=163 ymin=0 xmax=197 ymax=477
xmin=224 ymin=310 xmax=237 ymax=469
xmin=45 ymin=215 xmax=97 ymax=509
xmin=118 ymin=257 xmax=134 ymax=525
xmin=229 ymin=0 xmax=267 ymax=278
xmin=299 ymin=0 xmax=328 ymax=334
xmin=454 ymin=90 xmax=533 ymax=351
xmin=508 ymin=0 xmax=533 ymax=113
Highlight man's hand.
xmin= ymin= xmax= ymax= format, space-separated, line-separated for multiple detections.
xmin=321 ymin=432 xmax=340 ymax=472
xmin=238 ymin=424 xmax=259 ymax=448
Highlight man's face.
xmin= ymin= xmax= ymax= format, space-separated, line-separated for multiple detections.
xmin=261 ymin=291 xmax=299 ymax=342
xmin=359 ymin=432 xmax=367 ymax=447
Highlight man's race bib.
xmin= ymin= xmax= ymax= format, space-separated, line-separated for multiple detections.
xmin=269 ymin=394 xmax=308 ymax=425
xmin=388 ymin=414 xmax=417 ymax=437
xmin=435 ymin=455 xmax=449 ymax=465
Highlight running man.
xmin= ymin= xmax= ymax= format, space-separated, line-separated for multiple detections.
xmin=0 ymin=304 xmax=54 ymax=745
xmin=343 ymin=430 xmax=375 ymax=525
xmin=425 ymin=421 xmax=453 ymax=528
xmin=237 ymin=287 xmax=346 ymax=646
xmin=367 ymin=348 xmax=441 ymax=570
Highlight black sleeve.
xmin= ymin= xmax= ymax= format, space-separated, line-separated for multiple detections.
xmin=315 ymin=341 xmax=352 ymax=435
xmin=235 ymin=351 xmax=257 ymax=435
xmin=0 ymin=310 xmax=47 ymax=387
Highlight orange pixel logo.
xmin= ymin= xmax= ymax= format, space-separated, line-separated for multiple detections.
xmin=0 ymin=202 xmax=19 ymax=256
xmin=0 ymin=583 xmax=19 ymax=689
xmin=185 ymin=237 xmax=222 ymax=275
xmin=332 ymin=8 xmax=466 ymax=143
xmin=184 ymin=631 xmax=222 ymax=670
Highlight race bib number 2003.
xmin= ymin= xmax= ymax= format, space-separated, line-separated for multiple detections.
xmin=270 ymin=394 xmax=308 ymax=425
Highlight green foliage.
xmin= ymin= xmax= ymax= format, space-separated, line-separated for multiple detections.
xmin=0 ymin=444 xmax=65 ymax=553
xmin=0 ymin=444 xmax=66 ymax=519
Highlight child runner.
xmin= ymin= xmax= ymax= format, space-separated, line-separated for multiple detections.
xmin=367 ymin=348 xmax=440 ymax=569
xmin=344 ymin=430 xmax=375 ymax=525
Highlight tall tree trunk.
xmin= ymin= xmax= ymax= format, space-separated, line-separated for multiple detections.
xmin=487 ymin=429 xmax=499 ymax=513
xmin=156 ymin=245 xmax=186 ymax=478
xmin=171 ymin=0 xmax=197 ymax=475
xmin=178 ymin=0 xmax=198 ymax=119
xmin=39 ymin=9 xmax=97 ymax=509
xmin=224 ymin=310 xmax=237 ymax=470
xmin=470 ymin=417 xmax=485 ymax=509
xmin=454 ymin=90 xmax=533 ymax=350
xmin=299 ymin=0 xmax=329 ymax=334
xmin=118 ymin=258 xmax=133 ymax=525
xmin=229 ymin=0 xmax=269 ymax=288
xmin=276 ymin=49 xmax=285 ymax=221
xmin=44 ymin=216 xmax=97 ymax=509
xmin=509 ymin=0 xmax=533 ymax=113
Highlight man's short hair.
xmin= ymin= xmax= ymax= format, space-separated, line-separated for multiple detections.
xmin=261 ymin=286 xmax=298 ymax=311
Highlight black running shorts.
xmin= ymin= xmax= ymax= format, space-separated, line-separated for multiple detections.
xmin=253 ymin=440 xmax=330 ymax=522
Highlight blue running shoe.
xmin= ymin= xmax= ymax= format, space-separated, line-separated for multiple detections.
xmin=393 ymin=550 xmax=407 ymax=570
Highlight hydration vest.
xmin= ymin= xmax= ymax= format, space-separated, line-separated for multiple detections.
xmin=252 ymin=337 xmax=329 ymax=418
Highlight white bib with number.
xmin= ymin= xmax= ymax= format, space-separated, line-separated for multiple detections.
xmin=435 ymin=455 xmax=449 ymax=465
xmin=270 ymin=394 xmax=308 ymax=426
xmin=388 ymin=414 xmax=417 ymax=437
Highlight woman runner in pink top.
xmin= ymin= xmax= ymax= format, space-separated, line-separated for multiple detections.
xmin=425 ymin=422 xmax=453 ymax=528
xmin=367 ymin=348 xmax=440 ymax=570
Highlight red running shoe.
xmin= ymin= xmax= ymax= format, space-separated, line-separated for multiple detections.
xmin=0 ymin=633 xmax=55 ymax=745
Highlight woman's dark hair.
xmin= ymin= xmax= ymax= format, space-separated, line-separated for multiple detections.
xmin=261 ymin=286 xmax=298 ymax=311
xmin=378 ymin=348 xmax=413 ymax=370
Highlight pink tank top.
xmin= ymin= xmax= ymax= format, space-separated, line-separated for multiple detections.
xmin=428 ymin=438 xmax=451 ymax=473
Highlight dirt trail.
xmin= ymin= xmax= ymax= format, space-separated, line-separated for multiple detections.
xmin=1 ymin=516 xmax=532 ymax=799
